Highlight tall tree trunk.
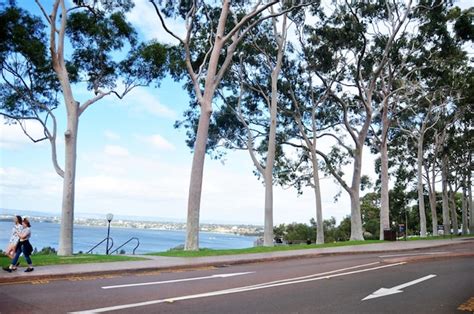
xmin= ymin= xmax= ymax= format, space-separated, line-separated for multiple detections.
xmin=311 ymin=154 xmax=324 ymax=244
xmin=58 ymin=109 xmax=78 ymax=256
xmin=469 ymin=170 xmax=474 ymax=235
xmin=262 ymin=56 xmax=280 ymax=246
xmin=448 ymin=186 xmax=459 ymax=235
xmin=441 ymin=155 xmax=451 ymax=235
xmin=263 ymin=171 xmax=274 ymax=246
xmin=416 ymin=135 xmax=427 ymax=237
xmin=462 ymin=179 xmax=468 ymax=235
xmin=350 ymin=146 xmax=364 ymax=241
xmin=426 ymin=164 xmax=438 ymax=236
xmin=54 ymin=12 xmax=79 ymax=254
xmin=185 ymin=102 xmax=212 ymax=251
xmin=379 ymin=104 xmax=390 ymax=240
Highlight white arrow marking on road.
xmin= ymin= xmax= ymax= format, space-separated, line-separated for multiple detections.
xmin=362 ymin=274 xmax=437 ymax=301
xmin=101 ymin=272 xmax=255 ymax=289
xmin=73 ymin=262 xmax=406 ymax=313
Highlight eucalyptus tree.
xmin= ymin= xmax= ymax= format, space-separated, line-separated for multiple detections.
xmin=151 ymin=0 xmax=313 ymax=250
xmin=274 ymin=10 xmax=339 ymax=244
xmin=230 ymin=11 xmax=290 ymax=247
xmin=0 ymin=0 xmax=169 ymax=255
xmin=387 ymin=1 xmax=472 ymax=237
xmin=277 ymin=61 xmax=329 ymax=244
xmin=300 ymin=0 xmax=412 ymax=240
xmin=369 ymin=45 xmax=421 ymax=239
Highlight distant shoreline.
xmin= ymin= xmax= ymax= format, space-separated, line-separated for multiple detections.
xmin=0 ymin=215 xmax=264 ymax=237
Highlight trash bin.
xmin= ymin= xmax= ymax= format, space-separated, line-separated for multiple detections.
xmin=383 ymin=229 xmax=396 ymax=241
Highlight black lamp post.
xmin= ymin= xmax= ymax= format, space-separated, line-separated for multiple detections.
xmin=106 ymin=213 xmax=113 ymax=255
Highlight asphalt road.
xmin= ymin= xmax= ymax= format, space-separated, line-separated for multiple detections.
xmin=0 ymin=243 xmax=473 ymax=313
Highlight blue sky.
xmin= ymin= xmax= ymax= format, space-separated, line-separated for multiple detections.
xmin=1 ymin=0 xmax=470 ymax=225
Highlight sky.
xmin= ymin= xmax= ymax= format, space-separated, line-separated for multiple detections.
xmin=0 ymin=0 xmax=470 ymax=225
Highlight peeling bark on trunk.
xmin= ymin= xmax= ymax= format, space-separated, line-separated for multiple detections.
xmin=263 ymin=171 xmax=274 ymax=247
xmin=441 ymin=155 xmax=451 ymax=235
xmin=379 ymin=101 xmax=390 ymax=240
xmin=349 ymin=188 xmax=363 ymax=241
xmin=262 ymin=95 xmax=277 ymax=246
xmin=58 ymin=107 xmax=78 ymax=256
xmin=449 ymin=188 xmax=459 ymax=235
xmin=462 ymin=181 xmax=468 ymax=235
xmin=380 ymin=142 xmax=390 ymax=240
xmin=312 ymin=155 xmax=324 ymax=244
xmin=185 ymin=103 xmax=212 ymax=250
xmin=416 ymin=136 xmax=427 ymax=237
xmin=426 ymin=164 xmax=438 ymax=236
xmin=350 ymin=146 xmax=364 ymax=241
xmin=469 ymin=177 xmax=474 ymax=235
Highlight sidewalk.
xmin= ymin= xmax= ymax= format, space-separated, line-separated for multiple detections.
xmin=1 ymin=238 xmax=472 ymax=283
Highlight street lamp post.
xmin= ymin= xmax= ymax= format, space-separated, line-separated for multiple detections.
xmin=106 ymin=213 xmax=113 ymax=255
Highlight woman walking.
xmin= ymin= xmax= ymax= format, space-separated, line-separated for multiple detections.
xmin=4 ymin=215 xmax=23 ymax=259
xmin=3 ymin=217 xmax=34 ymax=273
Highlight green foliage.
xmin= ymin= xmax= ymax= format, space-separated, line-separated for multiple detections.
xmin=273 ymin=216 xmax=355 ymax=244
xmin=453 ymin=7 xmax=474 ymax=40
xmin=360 ymin=193 xmax=380 ymax=238
xmin=35 ymin=246 xmax=57 ymax=255
xmin=0 ymin=5 xmax=59 ymax=116
xmin=66 ymin=8 xmax=137 ymax=91
xmin=284 ymin=222 xmax=315 ymax=243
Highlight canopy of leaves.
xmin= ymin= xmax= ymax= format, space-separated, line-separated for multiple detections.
xmin=66 ymin=7 xmax=138 ymax=91
xmin=0 ymin=5 xmax=59 ymax=117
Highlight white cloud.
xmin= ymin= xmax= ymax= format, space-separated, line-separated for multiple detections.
xmin=127 ymin=1 xmax=185 ymax=44
xmin=139 ymin=134 xmax=176 ymax=151
xmin=0 ymin=167 xmax=61 ymax=202
xmin=0 ymin=119 xmax=47 ymax=150
xmin=104 ymin=130 xmax=120 ymax=141
xmin=104 ymin=145 xmax=130 ymax=157
xmin=115 ymin=87 xmax=177 ymax=119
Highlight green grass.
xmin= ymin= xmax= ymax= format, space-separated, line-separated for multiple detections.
xmin=0 ymin=254 xmax=147 ymax=267
xmin=149 ymin=240 xmax=384 ymax=257
xmin=405 ymin=234 xmax=474 ymax=241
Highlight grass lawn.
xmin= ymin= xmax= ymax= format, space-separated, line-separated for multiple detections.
xmin=149 ymin=240 xmax=385 ymax=257
xmin=0 ymin=254 xmax=147 ymax=267
xmin=406 ymin=234 xmax=474 ymax=241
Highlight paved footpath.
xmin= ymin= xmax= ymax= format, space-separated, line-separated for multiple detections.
xmin=1 ymin=237 xmax=472 ymax=283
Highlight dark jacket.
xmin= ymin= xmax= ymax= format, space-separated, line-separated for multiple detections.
xmin=16 ymin=240 xmax=33 ymax=256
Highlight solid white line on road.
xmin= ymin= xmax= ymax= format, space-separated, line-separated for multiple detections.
xmin=71 ymin=262 xmax=405 ymax=313
xmin=362 ymin=274 xmax=437 ymax=301
xmin=228 ymin=261 xmax=381 ymax=289
xmin=101 ymin=272 xmax=255 ymax=289
xmin=379 ymin=252 xmax=449 ymax=258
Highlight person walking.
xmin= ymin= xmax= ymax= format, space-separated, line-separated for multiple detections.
xmin=4 ymin=215 xmax=23 ymax=259
xmin=3 ymin=217 xmax=34 ymax=273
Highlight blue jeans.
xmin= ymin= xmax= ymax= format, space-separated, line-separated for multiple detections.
xmin=11 ymin=243 xmax=32 ymax=266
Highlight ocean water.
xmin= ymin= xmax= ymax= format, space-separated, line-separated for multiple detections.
xmin=0 ymin=221 xmax=257 ymax=255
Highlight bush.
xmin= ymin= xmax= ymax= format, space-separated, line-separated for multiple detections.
xmin=34 ymin=246 xmax=57 ymax=255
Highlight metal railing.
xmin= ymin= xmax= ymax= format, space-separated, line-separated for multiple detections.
xmin=109 ymin=237 xmax=140 ymax=255
xmin=86 ymin=237 xmax=114 ymax=255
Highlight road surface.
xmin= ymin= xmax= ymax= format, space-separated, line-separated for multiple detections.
xmin=0 ymin=243 xmax=472 ymax=313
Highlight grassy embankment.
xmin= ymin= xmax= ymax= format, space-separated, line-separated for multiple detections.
xmin=0 ymin=254 xmax=146 ymax=268
xmin=149 ymin=240 xmax=384 ymax=257
xmin=152 ymin=234 xmax=474 ymax=257
xmin=406 ymin=234 xmax=474 ymax=241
